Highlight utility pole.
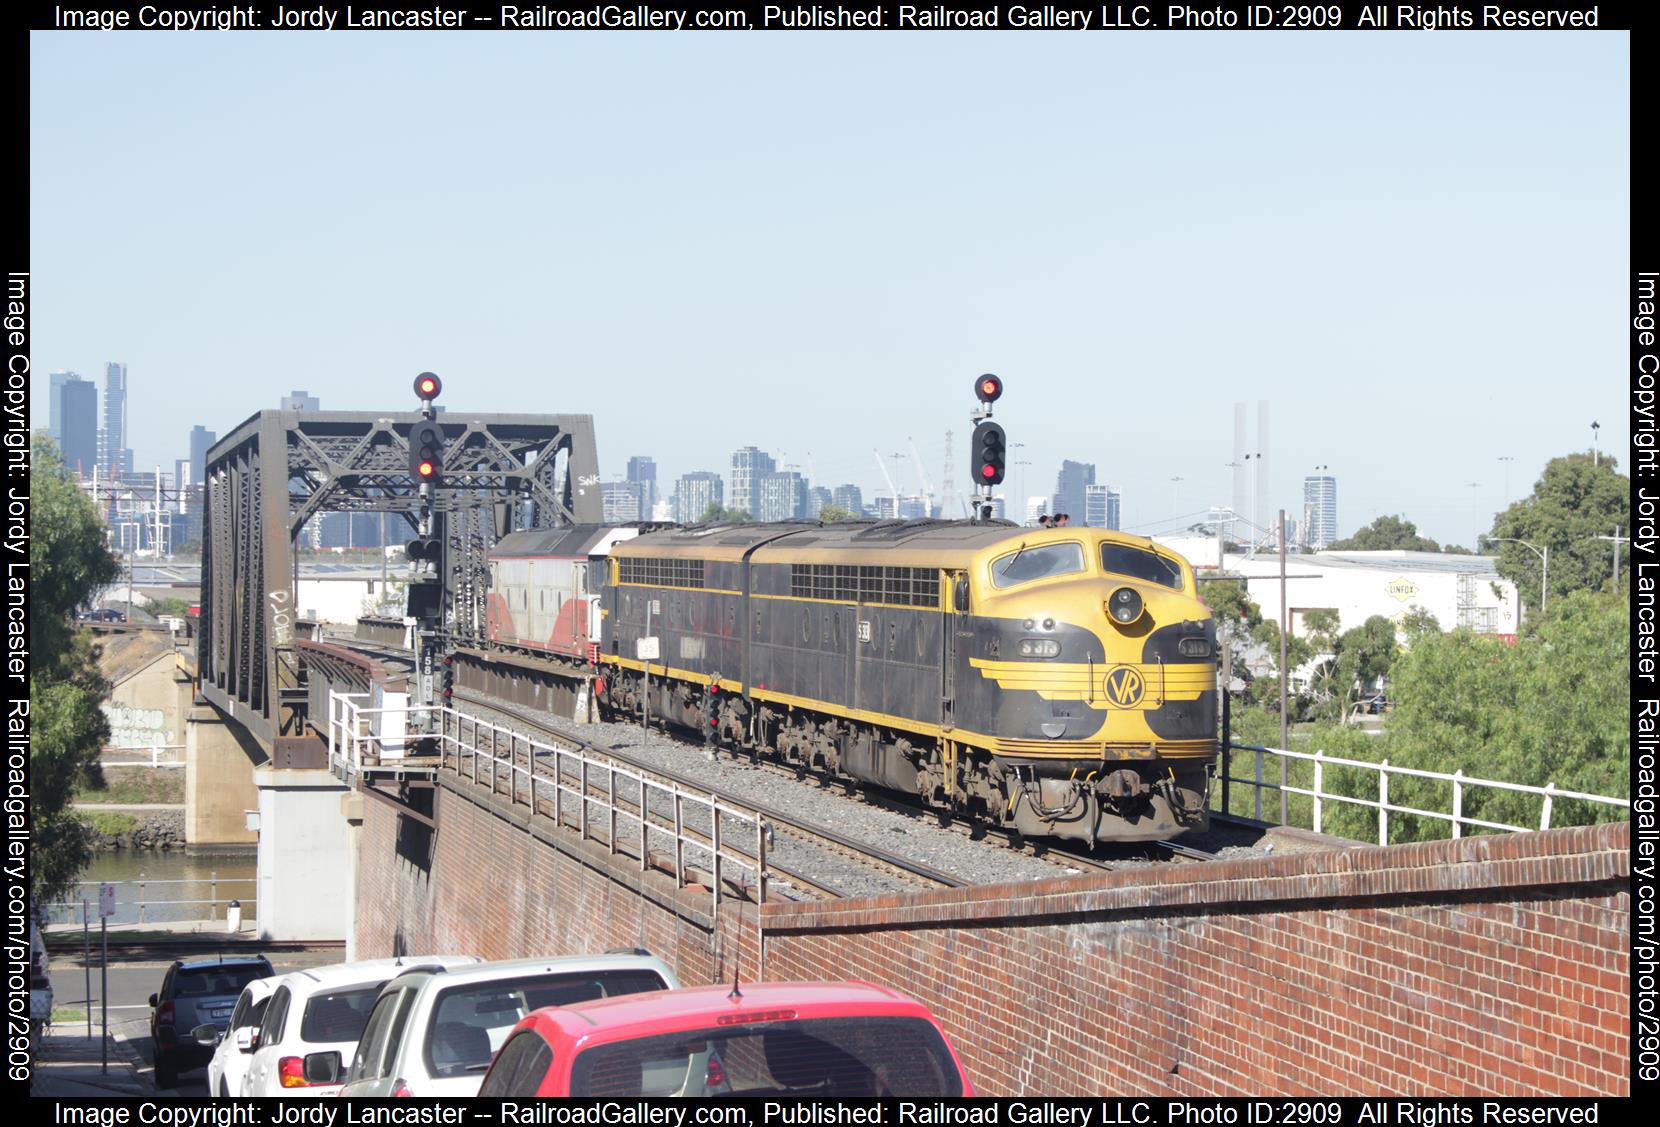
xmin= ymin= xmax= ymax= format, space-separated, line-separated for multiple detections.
xmin=1595 ymin=525 xmax=1628 ymax=593
xmin=1278 ymin=509 xmax=1289 ymax=825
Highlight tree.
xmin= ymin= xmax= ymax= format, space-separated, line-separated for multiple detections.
xmin=698 ymin=504 xmax=754 ymax=524
xmin=1487 ymin=453 xmax=1630 ymax=612
xmin=1328 ymin=514 xmax=1442 ymax=552
xmin=29 ymin=439 xmax=120 ymax=910
xmin=1365 ymin=590 xmax=1628 ymax=840
xmin=816 ymin=504 xmax=857 ymax=523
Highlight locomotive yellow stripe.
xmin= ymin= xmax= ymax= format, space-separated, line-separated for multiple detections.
xmin=968 ymin=658 xmax=1215 ymax=704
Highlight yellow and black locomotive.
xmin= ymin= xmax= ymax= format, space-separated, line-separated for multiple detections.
xmin=594 ymin=519 xmax=1218 ymax=843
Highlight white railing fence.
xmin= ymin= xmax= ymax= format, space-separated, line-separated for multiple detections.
xmin=327 ymin=691 xmax=769 ymax=912
xmin=1220 ymin=742 xmax=1630 ymax=845
xmin=99 ymin=744 xmax=186 ymax=768
xmin=45 ymin=876 xmax=257 ymax=926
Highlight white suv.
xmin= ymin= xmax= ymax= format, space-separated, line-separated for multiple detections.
xmin=240 ymin=956 xmax=479 ymax=1097
xmin=336 ymin=952 xmax=679 ymax=1098
xmin=203 ymin=977 xmax=275 ymax=1098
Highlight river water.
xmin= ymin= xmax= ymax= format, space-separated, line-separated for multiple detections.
xmin=48 ymin=850 xmax=258 ymax=928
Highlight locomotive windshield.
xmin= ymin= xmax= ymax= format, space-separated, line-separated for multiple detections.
xmin=1100 ymin=544 xmax=1185 ymax=590
xmin=990 ymin=542 xmax=1085 ymax=589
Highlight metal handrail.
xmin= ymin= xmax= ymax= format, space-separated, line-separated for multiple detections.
xmin=45 ymin=876 xmax=257 ymax=924
xmin=327 ymin=692 xmax=768 ymax=914
xmin=99 ymin=744 xmax=187 ymax=768
xmin=1221 ymin=742 xmax=1630 ymax=844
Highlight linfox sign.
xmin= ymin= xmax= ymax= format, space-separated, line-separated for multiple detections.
xmin=1385 ymin=577 xmax=1419 ymax=602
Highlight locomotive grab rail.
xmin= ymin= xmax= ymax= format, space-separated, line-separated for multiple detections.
xmin=327 ymin=691 xmax=767 ymax=916
xmin=1221 ymin=742 xmax=1630 ymax=845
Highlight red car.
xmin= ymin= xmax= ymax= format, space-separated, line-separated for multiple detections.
xmin=476 ymin=981 xmax=974 ymax=1097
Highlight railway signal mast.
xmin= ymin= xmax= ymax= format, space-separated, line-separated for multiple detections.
xmin=409 ymin=372 xmax=446 ymax=712
xmin=970 ymin=374 xmax=1005 ymax=521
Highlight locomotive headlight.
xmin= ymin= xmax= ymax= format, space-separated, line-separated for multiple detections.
xmin=1178 ymin=637 xmax=1212 ymax=658
xmin=1107 ymin=587 xmax=1144 ymax=625
xmin=1017 ymin=638 xmax=1061 ymax=658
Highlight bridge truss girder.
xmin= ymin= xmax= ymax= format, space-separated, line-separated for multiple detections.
xmin=200 ymin=408 xmax=599 ymax=743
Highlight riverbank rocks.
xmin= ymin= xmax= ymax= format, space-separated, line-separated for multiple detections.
xmin=80 ymin=809 xmax=187 ymax=851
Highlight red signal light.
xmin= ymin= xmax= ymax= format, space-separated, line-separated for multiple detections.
xmin=418 ymin=460 xmax=436 ymax=478
xmin=981 ymin=464 xmax=996 ymax=478
xmin=413 ymin=372 xmax=443 ymax=401
xmin=975 ymin=373 xmax=1003 ymax=403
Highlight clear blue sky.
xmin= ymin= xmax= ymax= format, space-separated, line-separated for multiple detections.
xmin=30 ymin=30 xmax=1629 ymax=547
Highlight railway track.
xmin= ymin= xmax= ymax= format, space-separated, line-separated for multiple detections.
xmin=328 ymin=631 xmax=1232 ymax=887
xmin=450 ymin=688 xmax=967 ymax=899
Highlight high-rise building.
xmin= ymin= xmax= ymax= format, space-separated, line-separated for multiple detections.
xmin=189 ymin=425 xmax=216 ymax=488
xmin=806 ymin=487 xmax=832 ymax=519
xmin=1051 ymin=459 xmax=1095 ymax=523
xmin=728 ymin=446 xmax=775 ymax=517
xmin=1024 ymin=496 xmax=1049 ymax=526
xmin=281 ymin=390 xmax=320 ymax=411
xmin=1084 ymin=484 xmax=1112 ymax=529
xmin=758 ymin=471 xmax=807 ymax=522
xmin=626 ymin=456 xmax=657 ymax=513
xmin=1303 ymin=472 xmax=1337 ymax=550
xmin=100 ymin=362 xmax=131 ymax=476
xmin=673 ymin=472 xmax=723 ymax=524
xmin=60 ymin=377 xmax=99 ymax=479
xmin=1105 ymin=487 xmax=1121 ymax=531
xmin=831 ymin=484 xmax=864 ymax=517
xmin=48 ymin=371 xmax=77 ymax=442
xmin=601 ymin=480 xmax=644 ymax=522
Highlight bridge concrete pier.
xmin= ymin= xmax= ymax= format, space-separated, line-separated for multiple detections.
xmin=183 ymin=702 xmax=262 ymax=845
xmin=252 ymin=766 xmax=352 ymax=941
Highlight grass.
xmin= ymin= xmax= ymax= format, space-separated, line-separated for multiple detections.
xmin=76 ymin=767 xmax=185 ymax=806
xmin=75 ymin=812 xmax=140 ymax=836
xmin=51 ymin=1008 xmax=86 ymax=1024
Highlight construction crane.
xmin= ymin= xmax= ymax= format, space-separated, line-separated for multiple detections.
xmin=907 ymin=437 xmax=936 ymax=517
xmin=872 ymin=448 xmax=901 ymax=518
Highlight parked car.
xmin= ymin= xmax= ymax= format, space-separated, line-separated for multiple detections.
xmin=241 ymin=956 xmax=479 ymax=1097
xmin=476 ymin=981 xmax=975 ymax=1097
xmin=149 ymin=955 xmax=275 ymax=1088
xmin=199 ymin=977 xmax=275 ymax=1098
xmin=335 ymin=952 xmax=679 ymax=1097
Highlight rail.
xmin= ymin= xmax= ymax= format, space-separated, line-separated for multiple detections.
xmin=1220 ymin=742 xmax=1630 ymax=844
xmin=99 ymin=744 xmax=186 ymax=768
xmin=45 ymin=876 xmax=257 ymax=925
xmin=328 ymin=692 xmax=768 ymax=915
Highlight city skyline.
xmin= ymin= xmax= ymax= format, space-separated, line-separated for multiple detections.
xmin=30 ymin=32 xmax=1629 ymax=546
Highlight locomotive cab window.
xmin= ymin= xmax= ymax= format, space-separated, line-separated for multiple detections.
xmin=990 ymin=542 xmax=1085 ymax=589
xmin=1100 ymin=544 xmax=1185 ymax=590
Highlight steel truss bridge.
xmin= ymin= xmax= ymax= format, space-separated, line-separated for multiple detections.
xmin=199 ymin=407 xmax=599 ymax=743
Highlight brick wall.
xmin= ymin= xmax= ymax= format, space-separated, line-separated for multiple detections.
xmin=757 ymin=822 xmax=1629 ymax=1097
xmin=353 ymin=773 xmax=753 ymax=990
xmin=353 ymin=769 xmax=1627 ymax=1098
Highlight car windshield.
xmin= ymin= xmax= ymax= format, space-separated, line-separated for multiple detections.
xmin=570 ymin=1016 xmax=964 ymax=1097
xmin=300 ymin=985 xmax=383 ymax=1045
xmin=425 ymin=970 xmax=669 ymax=1078
xmin=989 ymin=542 xmax=1085 ymax=589
xmin=1100 ymin=543 xmax=1185 ymax=590
xmin=175 ymin=965 xmax=268 ymax=998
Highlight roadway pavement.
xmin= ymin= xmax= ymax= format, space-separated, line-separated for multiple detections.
xmin=37 ymin=921 xmax=345 ymax=1098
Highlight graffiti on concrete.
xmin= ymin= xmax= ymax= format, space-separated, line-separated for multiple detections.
xmin=103 ymin=704 xmax=172 ymax=748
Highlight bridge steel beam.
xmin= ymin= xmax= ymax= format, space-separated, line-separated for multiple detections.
xmin=200 ymin=407 xmax=599 ymax=742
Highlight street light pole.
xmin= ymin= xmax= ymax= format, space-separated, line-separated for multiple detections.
xmin=1498 ymin=455 xmax=1514 ymax=503
xmin=1488 ymin=536 xmax=1549 ymax=614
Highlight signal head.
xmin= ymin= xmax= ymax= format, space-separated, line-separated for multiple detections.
xmin=971 ymin=420 xmax=1007 ymax=486
xmin=413 ymin=372 xmax=442 ymax=402
xmin=975 ymin=373 xmax=1003 ymax=404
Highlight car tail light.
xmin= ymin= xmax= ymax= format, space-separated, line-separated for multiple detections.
xmin=277 ymin=1056 xmax=327 ymax=1088
xmin=704 ymin=1055 xmax=726 ymax=1089
xmin=392 ymin=1080 xmax=414 ymax=1097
